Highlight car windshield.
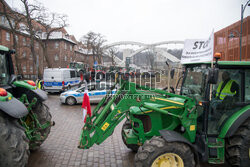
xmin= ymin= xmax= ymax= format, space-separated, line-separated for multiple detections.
xmin=76 ymin=82 xmax=115 ymax=92
xmin=0 ymin=53 xmax=9 ymax=86
xmin=181 ymin=65 xmax=209 ymax=102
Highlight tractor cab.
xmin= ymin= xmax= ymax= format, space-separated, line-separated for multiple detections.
xmin=0 ymin=45 xmax=16 ymax=90
xmin=180 ymin=61 xmax=250 ymax=164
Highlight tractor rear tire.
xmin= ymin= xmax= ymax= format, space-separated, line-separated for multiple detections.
xmin=135 ymin=136 xmax=195 ymax=167
xmin=0 ymin=112 xmax=30 ymax=167
xmin=121 ymin=120 xmax=139 ymax=152
xmin=226 ymin=118 xmax=250 ymax=167
xmin=29 ymin=102 xmax=52 ymax=151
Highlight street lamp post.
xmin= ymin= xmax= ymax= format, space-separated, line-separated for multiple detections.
xmin=240 ymin=0 xmax=250 ymax=61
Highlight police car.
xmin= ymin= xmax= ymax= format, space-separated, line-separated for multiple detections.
xmin=43 ymin=68 xmax=80 ymax=93
xmin=60 ymin=82 xmax=116 ymax=105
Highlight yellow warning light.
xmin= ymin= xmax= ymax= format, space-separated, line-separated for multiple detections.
xmin=190 ymin=125 xmax=196 ymax=131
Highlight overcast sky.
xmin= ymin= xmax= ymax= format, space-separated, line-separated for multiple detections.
xmin=6 ymin=0 xmax=250 ymax=44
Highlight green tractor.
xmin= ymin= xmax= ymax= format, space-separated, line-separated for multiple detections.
xmin=78 ymin=56 xmax=250 ymax=167
xmin=0 ymin=45 xmax=53 ymax=166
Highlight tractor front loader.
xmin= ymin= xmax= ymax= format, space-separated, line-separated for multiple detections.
xmin=78 ymin=76 xmax=197 ymax=153
xmin=79 ymin=56 xmax=250 ymax=167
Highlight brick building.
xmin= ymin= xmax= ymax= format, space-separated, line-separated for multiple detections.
xmin=74 ymin=41 xmax=94 ymax=66
xmin=214 ymin=16 xmax=250 ymax=61
xmin=0 ymin=1 xmax=94 ymax=79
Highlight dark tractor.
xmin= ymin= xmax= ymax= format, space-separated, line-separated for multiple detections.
xmin=0 ymin=45 xmax=54 ymax=166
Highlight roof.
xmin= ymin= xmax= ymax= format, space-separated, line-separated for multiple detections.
xmin=41 ymin=31 xmax=76 ymax=44
xmin=216 ymin=61 xmax=250 ymax=66
xmin=44 ymin=68 xmax=76 ymax=71
xmin=75 ymin=48 xmax=93 ymax=55
xmin=0 ymin=45 xmax=9 ymax=52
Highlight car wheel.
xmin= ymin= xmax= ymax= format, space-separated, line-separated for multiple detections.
xmin=66 ymin=97 xmax=76 ymax=105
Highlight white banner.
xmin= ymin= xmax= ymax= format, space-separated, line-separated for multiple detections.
xmin=181 ymin=31 xmax=214 ymax=64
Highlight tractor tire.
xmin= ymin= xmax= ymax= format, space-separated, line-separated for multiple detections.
xmin=29 ymin=102 xmax=52 ymax=151
xmin=0 ymin=112 xmax=30 ymax=167
xmin=135 ymin=136 xmax=195 ymax=167
xmin=121 ymin=120 xmax=139 ymax=152
xmin=226 ymin=118 xmax=250 ymax=167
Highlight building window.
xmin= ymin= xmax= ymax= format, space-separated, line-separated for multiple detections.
xmin=10 ymin=19 xmax=15 ymax=26
xmin=1 ymin=16 xmax=5 ymax=24
xmin=64 ymin=55 xmax=67 ymax=61
xmin=6 ymin=32 xmax=10 ymax=41
xmin=35 ymin=42 xmax=39 ymax=49
xmin=15 ymin=35 xmax=18 ymax=42
xmin=70 ymin=45 xmax=72 ymax=51
xmin=29 ymin=54 xmax=32 ymax=60
xmin=70 ymin=71 xmax=76 ymax=78
xmin=65 ymin=43 xmax=67 ymax=50
xmin=54 ymin=54 xmax=59 ymax=61
xmin=70 ymin=57 xmax=73 ymax=62
xmin=23 ymin=52 xmax=26 ymax=58
xmin=23 ymin=38 xmax=26 ymax=46
xmin=30 ymin=66 xmax=33 ymax=72
xmin=55 ymin=42 xmax=59 ymax=49
xmin=23 ymin=66 xmax=26 ymax=73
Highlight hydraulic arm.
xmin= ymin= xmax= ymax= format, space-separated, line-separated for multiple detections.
xmin=78 ymin=80 xmax=195 ymax=149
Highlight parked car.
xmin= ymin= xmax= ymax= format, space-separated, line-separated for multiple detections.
xmin=43 ymin=68 xmax=81 ymax=93
xmin=60 ymin=82 xmax=116 ymax=105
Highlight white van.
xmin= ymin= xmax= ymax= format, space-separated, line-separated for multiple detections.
xmin=43 ymin=68 xmax=81 ymax=93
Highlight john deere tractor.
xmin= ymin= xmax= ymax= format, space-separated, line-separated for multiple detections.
xmin=0 ymin=45 xmax=53 ymax=166
xmin=78 ymin=56 xmax=250 ymax=167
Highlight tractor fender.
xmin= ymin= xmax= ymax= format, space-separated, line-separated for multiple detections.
xmin=0 ymin=97 xmax=28 ymax=118
xmin=159 ymin=130 xmax=200 ymax=164
xmin=220 ymin=108 xmax=250 ymax=138
xmin=32 ymin=88 xmax=48 ymax=101
xmin=159 ymin=130 xmax=195 ymax=148
xmin=14 ymin=86 xmax=48 ymax=102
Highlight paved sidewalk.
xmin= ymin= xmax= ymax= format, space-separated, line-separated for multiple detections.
xmin=28 ymin=94 xmax=135 ymax=167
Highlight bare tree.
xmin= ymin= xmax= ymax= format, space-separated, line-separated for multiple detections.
xmin=20 ymin=0 xmax=68 ymax=77
xmin=80 ymin=31 xmax=106 ymax=64
xmin=107 ymin=47 xmax=118 ymax=66
xmin=38 ymin=15 xmax=68 ymax=68
xmin=20 ymin=0 xmax=40 ymax=77
xmin=0 ymin=1 xmax=24 ymax=76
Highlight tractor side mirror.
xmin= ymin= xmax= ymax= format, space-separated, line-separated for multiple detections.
xmin=17 ymin=75 xmax=22 ymax=80
xmin=208 ymin=68 xmax=219 ymax=84
xmin=9 ymin=74 xmax=17 ymax=84
xmin=170 ymin=68 xmax=175 ymax=79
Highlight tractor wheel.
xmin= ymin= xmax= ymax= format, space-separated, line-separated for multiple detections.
xmin=121 ymin=120 xmax=139 ymax=152
xmin=0 ymin=112 xmax=30 ymax=167
xmin=29 ymin=102 xmax=52 ymax=151
xmin=226 ymin=118 xmax=250 ymax=167
xmin=135 ymin=136 xmax=195 ymax=167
